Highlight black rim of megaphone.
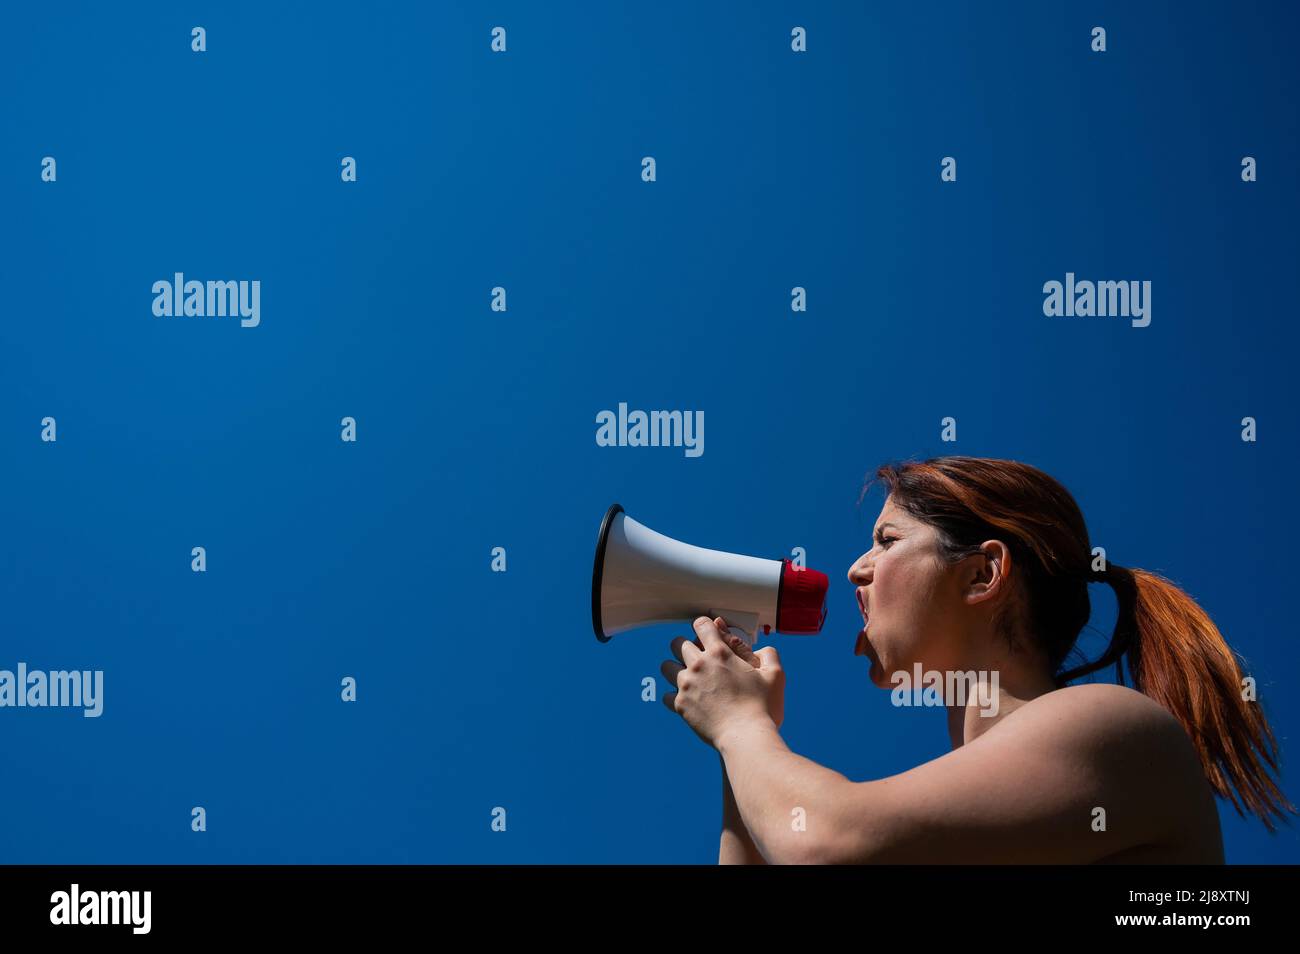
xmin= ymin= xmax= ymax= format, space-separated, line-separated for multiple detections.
xmin=592 ymin=503 xmax=624 ymax=642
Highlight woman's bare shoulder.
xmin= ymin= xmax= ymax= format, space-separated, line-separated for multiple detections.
xmin=859 ymin=681 xmax=1219 ymax=862
xmin=988 ymin=682 xmax=1206 ymax=796
xmin=1022 ymin=683 xmax=1223 ymax=861
xmin=1016 ymin=682 xmax=1186 ymax=737
xmin=1001 ymin=682 xmax=1209 ymax=805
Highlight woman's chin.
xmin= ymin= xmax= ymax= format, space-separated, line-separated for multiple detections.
xmin=856 ymin=627 xmax=888 ymax=686
xmin=868 ymin=660 xmax=889 ymax=688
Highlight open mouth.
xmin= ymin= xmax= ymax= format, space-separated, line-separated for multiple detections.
xmin=854 ymin=588 xmax=871 ymax=655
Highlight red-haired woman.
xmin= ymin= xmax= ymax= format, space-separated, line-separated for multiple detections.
xmin=660 ymin=456 xmax=1293 ymax=863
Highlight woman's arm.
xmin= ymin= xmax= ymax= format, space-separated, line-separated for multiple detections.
xmin=717 ymin=685 xmax=1193 ymax=864
xmin=719 ymin=754 xmax=767 ymax=864
xmin=717 ymin=721 xmax=858 ymax=864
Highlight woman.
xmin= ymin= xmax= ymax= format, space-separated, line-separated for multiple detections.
xmin=660 ymin=456 xmax=1293 ymax=863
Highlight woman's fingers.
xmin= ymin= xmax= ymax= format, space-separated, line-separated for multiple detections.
xmin=692 ymin=616 xmax=728 ymax=652
xmin=723 ymin=630 xmax=760 ymax=667
xmin=670 ymin=623 xmax=758 ymax=670
xmin=670 ymin=635 xmax=703 ymax=665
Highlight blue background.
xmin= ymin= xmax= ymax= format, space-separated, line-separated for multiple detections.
xmin=2 ymin=1 xmax=1296 ymax=863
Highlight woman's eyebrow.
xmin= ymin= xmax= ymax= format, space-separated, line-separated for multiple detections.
xmin=873 ymin=522 xmax=901 ymax=538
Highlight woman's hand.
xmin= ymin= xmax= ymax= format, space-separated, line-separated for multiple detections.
xmin=661 ymin=616 xmax=785 ymax=748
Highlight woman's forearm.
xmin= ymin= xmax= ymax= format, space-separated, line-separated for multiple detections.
xmin=717 ymin=719 xmax=855 ymax=864
xmin=719 ymin=754 xmax=767 ymax=864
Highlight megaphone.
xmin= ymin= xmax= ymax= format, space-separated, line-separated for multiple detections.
xmin=591 ymin=504 xmax=829 ymax=647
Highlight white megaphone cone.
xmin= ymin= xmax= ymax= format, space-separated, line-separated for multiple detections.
xmin=591 ymin=504 xmax=829 ymax=647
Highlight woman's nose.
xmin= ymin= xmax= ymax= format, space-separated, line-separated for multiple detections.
xmin=847 ymin=554 xmax=871 ymax=585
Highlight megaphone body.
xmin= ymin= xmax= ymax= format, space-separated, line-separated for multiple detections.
xmin=592 ymin=504 xmax=829 ymax=646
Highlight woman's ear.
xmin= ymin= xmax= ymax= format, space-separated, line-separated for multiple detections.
xmin=964 ymin=540 xmax=1010 ymax=606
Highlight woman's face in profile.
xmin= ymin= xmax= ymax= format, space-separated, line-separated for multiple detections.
xmin=848 ymin=496 xmax=968 ymax=688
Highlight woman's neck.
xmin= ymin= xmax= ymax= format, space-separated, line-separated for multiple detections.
xmin=945 ymin=657 xmax=1059 ymax=749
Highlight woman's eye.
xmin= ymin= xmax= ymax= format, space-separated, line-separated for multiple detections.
xmin=876 ymin=536 xmax=896 ymax=549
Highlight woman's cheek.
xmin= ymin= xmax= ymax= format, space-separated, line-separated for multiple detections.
xmin=872 ymin=616 xmax=917 ymax=679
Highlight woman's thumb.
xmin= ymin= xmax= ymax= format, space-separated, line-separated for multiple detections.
xmin=754 ymin=646 xmax=782 ymax=670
